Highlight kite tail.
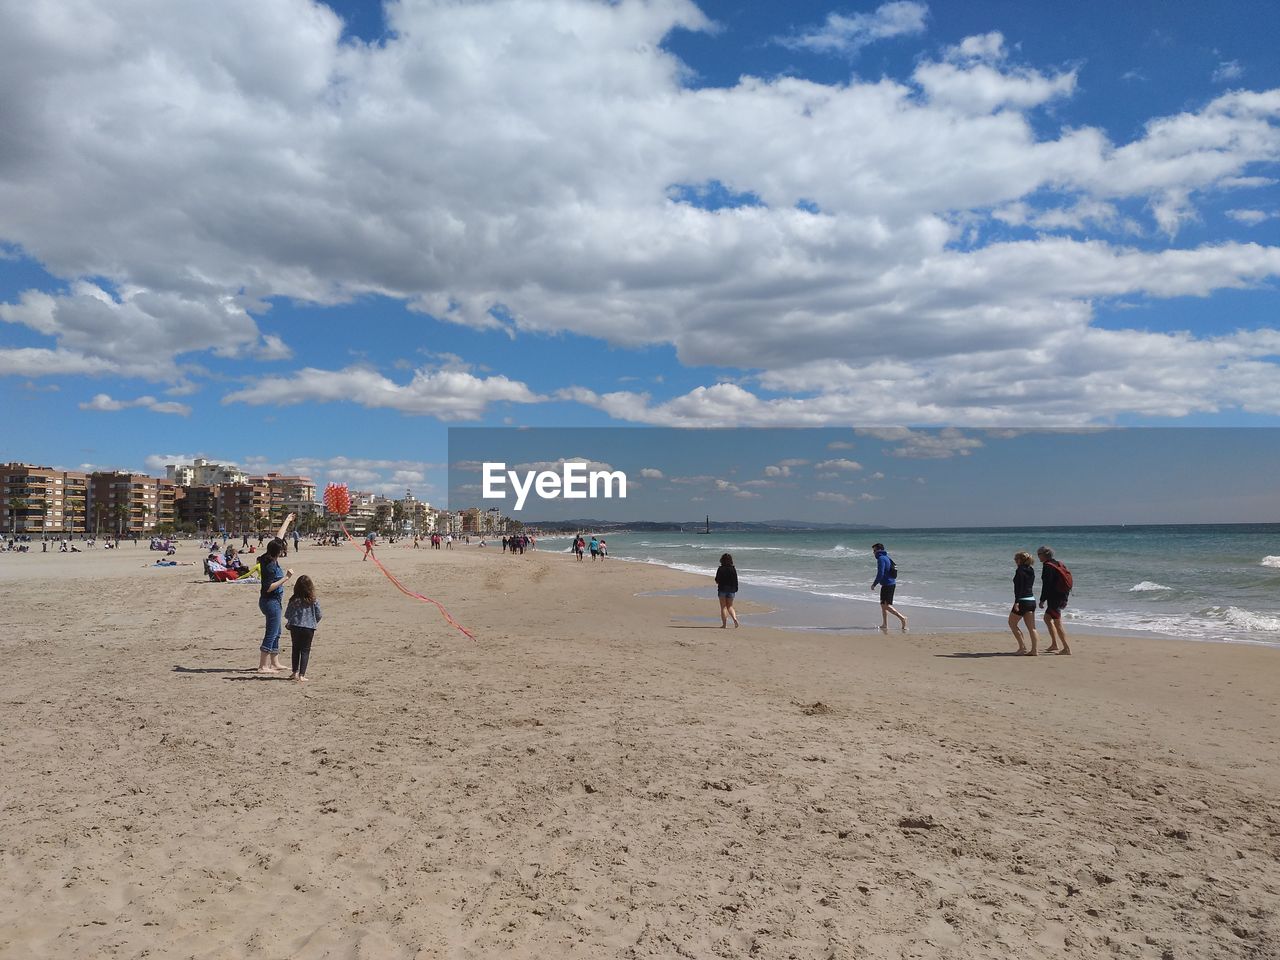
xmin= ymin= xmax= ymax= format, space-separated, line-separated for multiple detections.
xmin=341 ymin=525 xmax=476 ymax=641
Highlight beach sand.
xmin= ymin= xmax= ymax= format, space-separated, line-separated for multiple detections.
xmin=1 ymin=542 xmax=1277 ymax=959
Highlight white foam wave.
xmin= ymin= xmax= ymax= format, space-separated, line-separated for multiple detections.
xmin=1216 ymin=606 xmax=1280 ymax=633
xmin=1129 ymin=581 xmax=1172 ymax=592
xmin=1261 ymin=556 xmax=1280 ymax=568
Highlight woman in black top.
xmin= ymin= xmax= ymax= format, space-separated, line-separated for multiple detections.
xmin=715 ymin=553 xmax=739 ymax=628
xmin=1008 ymin=551 xmax=1040 ymax=656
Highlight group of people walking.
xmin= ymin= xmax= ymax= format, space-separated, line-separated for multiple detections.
xmin=1008 ymin=546 xmax=1072 ymax=656
xmin=712 ymin=541 xmax=1075 ymax=653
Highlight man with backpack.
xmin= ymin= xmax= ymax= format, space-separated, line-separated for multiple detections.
xmin=1037 ymin=545 xmax=1073 ymax=655
xmin=871 ymin=542 xmax=908 ymax=633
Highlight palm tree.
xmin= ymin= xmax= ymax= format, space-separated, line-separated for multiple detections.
xmin=9 ymin=496 xmax=28 ymax=536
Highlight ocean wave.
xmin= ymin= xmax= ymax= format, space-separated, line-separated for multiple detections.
xmin=1210 ymin=606 xmax=1280 ymax=633
xmin=1129 ymin=581 xmax=1172 ymax=592
xmin=1262 ymin=556 xmax=1280 ymax=568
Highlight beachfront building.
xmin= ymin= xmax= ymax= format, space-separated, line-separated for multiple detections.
xmin=394 ymin=489 xmax=433 ymax=536
xmin=216 ymin=481 xmax=271 ymax=534
xmin=87 ymin=472 xmax=176 ymax=535
xmin=1 ymin=463 xmax=90 ymax=536
xmin=248 ymin=472 xmax=318 ymax=530
xmin=483 ymin=506 xmax=506 ymax=534
xmin=175 ymin=485 xmax=219 ymax=533
xmin=338 ymin=491 xmax=384 ymax=536
xmin=166 ymin=458 xmax=247 ymax=487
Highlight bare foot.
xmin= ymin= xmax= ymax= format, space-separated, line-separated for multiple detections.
xmin=257 ymin=667 xmax=276 ymax=674
xmin=1028 ymin=650 xmax=1038 ymax=656
xmin=721 ymin=622 xmax=727 ymax=628
xmin=1056 ymin=648 xmax=1072 ymax=656
xmin=878 ymin=625 xmax=888 ymax=633
xmin=296 ymin=676 xmax=308 ymax=683
xmin=733 ymin=619 xmax=739 ymax=628
xmin=1046 ymin=645 xmax=1059 ymax=653
xmin=901 ymin=623 xmax=909 ymax=633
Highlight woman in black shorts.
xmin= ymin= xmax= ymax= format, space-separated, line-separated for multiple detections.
xmin=1008 ymin=551 xmax=1040 ymax=655
xmin=715 ymin=553 xmax=739 ymax=628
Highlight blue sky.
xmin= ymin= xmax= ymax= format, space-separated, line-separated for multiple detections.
xmin=2 ymin=0 xmax=1280 ymax=513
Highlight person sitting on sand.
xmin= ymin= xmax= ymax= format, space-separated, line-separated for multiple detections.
xmin=715 ymin=553 xmax=740 ymax=628
xmin=1037 ymin=546 xmax=1072 ymax=655
xmin=1009 ymin=551 xmax=1040 ymax=656
xmin=870 ymin=543 xmax=908 ymax=633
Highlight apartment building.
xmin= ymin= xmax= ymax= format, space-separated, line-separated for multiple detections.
xmin=166 ymin=458 xmax=247 ymax=487
xmin=175 ymin=485 xmax=220 ymax=532
xmin=248 ymin=473 xmax=317 ymax=526
xmin=88 ymin=472 xmax=176 ymax=535
xmin=216 ymin=482 xmax=271 ymax=533
xmin=1 ymin=463 xmax=90 ymax=535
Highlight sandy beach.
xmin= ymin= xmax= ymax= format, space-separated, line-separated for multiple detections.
xmin=1 ymin=541 xmax=1277 ymax=959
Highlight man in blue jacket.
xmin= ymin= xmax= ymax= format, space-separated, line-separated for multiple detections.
xmin=871 ymin=542 xmax=908 ymax=633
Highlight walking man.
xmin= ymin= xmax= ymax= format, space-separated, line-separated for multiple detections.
xmin=871 ymin=542 xmax=908 ymax=633
xmin=1037 ymin=545 xmax=1072 ymax=655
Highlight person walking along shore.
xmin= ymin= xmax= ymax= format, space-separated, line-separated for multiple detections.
xmin=1009 ymin=551 xmax=1040 ymax=655
xmin=871 ymin=543 xmax=908 ymax=633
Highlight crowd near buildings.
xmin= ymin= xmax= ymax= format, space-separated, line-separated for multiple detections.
xmin=1 ymin=458 xmax=512 ymax=539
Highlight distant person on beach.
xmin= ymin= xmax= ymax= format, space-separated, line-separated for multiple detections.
xmin=363 ymin=532 xmax=376 ymax=561
xmin=715 ymin=553 xmax=740 ymax=628
xmin=589 ymin=536 xmax=600 ymax=560
xmin=1009 ymin=551 xmax=1040 ymax=656
xmin=574 ymin=535 xmax=585 ymax=561
xmin=257 ymin=539 xmax=293 ymax=673
xmin=871 ymin=543 xmax=908 ymax=633
xmin=1037 ymin=546 xmax=1072 ymax=655
xmin=285 ymin=574 xmax=323 ymax=683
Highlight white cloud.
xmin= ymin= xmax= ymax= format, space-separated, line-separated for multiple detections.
xmin=0 ymin=1 xmax=1277 ymax=426
xmin=815 ymin=458 xmax=863 ymax=472
xmin=0 ymin=285 xmax=261 ymax=380
xmin=79 ymin=393 xmax=191 ymax=416
xmin=513 ymin=456 xmax=618 ymax=473
xmin=226 ymin=365 xmax=543 ymax=419
xmin=1228 ymin=209 xmax=1272 ymax=225
xmin=254 ymin=334 xmax=293 ymax=361
xmin=810 ymin=491 xmax=853 ymax=505
xmin=1213 ymin=60 xmax=1244 ymax=84
xmin=640 ymin=467 xmax=665 ymax=479
xmin=858 ymin=427 xmax=983 ymax=458
xmin=780 ymin=1 xmax=927 ymax=56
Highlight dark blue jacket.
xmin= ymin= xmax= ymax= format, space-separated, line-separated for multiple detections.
xmin=873 ymin=552 xmax=896 ymax=587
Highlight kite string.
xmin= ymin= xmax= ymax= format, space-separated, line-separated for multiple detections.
xmin=340 ymin=525 xmax=476 ymax=641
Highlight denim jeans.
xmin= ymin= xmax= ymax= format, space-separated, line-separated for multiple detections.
xmin=259 ymin=595 xmax=283 ymax=654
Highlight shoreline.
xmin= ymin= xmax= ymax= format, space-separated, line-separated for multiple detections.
xmin=602 ymin=549 xmax=1280 ymax=649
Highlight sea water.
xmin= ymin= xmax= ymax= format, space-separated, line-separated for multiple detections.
xmin=579 ymin=525 xmax=1280 ymax=647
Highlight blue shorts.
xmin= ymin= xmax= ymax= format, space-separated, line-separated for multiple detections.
xmin=718 ymin=591 xmax=736 ymax=599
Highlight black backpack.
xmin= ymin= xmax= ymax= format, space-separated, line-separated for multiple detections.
xmin=887 ymin=555 xmax=899 ymax=579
